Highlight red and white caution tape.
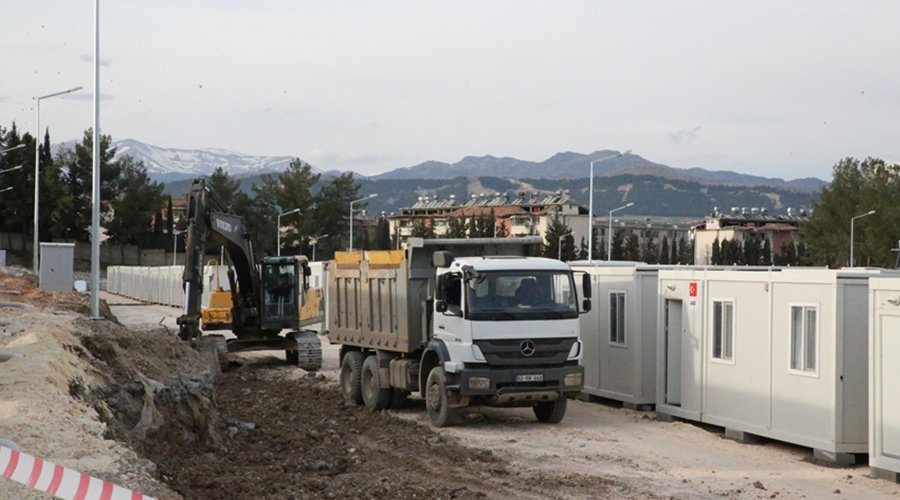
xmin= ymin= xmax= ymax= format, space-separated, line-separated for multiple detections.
xmin=0 ymin=445 xmax=155 ymax=500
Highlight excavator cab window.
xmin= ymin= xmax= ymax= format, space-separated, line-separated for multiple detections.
xmin=262 ymin=262 xmax=298 ymax=323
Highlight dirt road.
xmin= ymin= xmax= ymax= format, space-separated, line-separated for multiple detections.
xmin=100 ymin=293 xmax=900 ymax=499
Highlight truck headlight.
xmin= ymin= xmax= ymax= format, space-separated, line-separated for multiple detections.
xmin=564 ymin=372 xmax=583 ymax=387
xmin=469 ymin=376 xmax=491 ymax=390
xmin=471 ymin=344 xmax=486 ymax=362
xmin=567 ymin=340 xmax=581 ymax=359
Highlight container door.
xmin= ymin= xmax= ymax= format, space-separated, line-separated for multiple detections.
xmin=880 ymin=314 xmax=900 ymax=457
xmin=665 ymin=299 xmax=683 ymax=406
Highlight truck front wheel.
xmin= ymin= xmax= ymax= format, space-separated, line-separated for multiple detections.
xmin=361 ymin=355 xmax=392 ymax=410
xmin=533 ymin=396 xmax=567 ymax=424
xmin=425 ymin=367 xmax=458 ymax=427
xmin=340 ymin=351 xmax=364 ymax=405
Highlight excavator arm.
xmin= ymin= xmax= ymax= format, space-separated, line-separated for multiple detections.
xmin=177 ymin=178 xmax=262 ymax=341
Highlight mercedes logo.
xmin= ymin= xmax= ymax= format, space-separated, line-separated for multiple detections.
xmin=520 ymin=340 xmax=536 ymax=357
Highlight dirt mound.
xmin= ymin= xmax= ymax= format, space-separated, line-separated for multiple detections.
xmin=71 ymin=318 xmax=223 ymax=460
xmin=0 ymin=268 xmax=117 ymax=320
xmin=143 ymin=362 xmax=628 ymax=499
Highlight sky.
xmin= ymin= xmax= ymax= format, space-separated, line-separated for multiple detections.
xmin=2 ymin=1 xmax=900 ymax=179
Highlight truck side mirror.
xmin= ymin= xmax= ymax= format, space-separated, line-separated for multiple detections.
xmin=435 ymin=300 xmax=448 ymax=313
xmin=581 ymin=273 xmax=592 ymax=313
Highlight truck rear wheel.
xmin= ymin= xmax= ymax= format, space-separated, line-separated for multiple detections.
xmin=361 ymin=355 xmax=391 ymax=410
xmin=340 ymin=351 xmax=364 ymax=405
xmin=425 ymin=367 xmax=458 ymax=427
xmin=533 ymin=396 xmax=567 ymax=424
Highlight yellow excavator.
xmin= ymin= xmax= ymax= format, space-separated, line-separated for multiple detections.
xmin=177 ymin=177 xmax=324 ymax=371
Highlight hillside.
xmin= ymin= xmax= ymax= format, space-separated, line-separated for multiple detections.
xmin=164 ymin=173 xmax=818 ymax=218
xmin=374 ymin=150 xmax=826 ymax=193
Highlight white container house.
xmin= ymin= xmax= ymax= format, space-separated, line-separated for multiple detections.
xmin=656 ymin=267 xmax=895 ymax=464
xmin=868 ymin=277 xmax=900 ymax=482
xmin=571 ymin=262 xmax=661 ymax=408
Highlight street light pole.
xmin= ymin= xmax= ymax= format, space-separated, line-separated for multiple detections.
xmin=608 ymin=202 xmax=634 ymax=261
xmin=0 ymin=165 xmax=22 ymax=175
xmin=311 ymin=234 xmax=329 ymax=262
xmin=850 ymin=209 xmax=876 ymax=267
xmin=277 ymin=208 xmax=302 ymax=256
xmin=32 ymin=86 xmax=83 ymax=275
xmin=588 ymin=150 xmax=631 ymax=262
xmin=349 ymin=193 xmax=377 ymax=252
xmin=0 ymin=144 xmax=26 ymax=155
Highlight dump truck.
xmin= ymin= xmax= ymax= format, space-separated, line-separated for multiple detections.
xmin=328 ymin=237 xmax=591 ymax=426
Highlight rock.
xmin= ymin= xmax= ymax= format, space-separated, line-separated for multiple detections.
xmin=753 ymin=481 xmax=766 ymax=490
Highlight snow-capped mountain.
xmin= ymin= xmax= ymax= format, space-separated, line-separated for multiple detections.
xmin=113 ymin=139 xmax=312 ymax=182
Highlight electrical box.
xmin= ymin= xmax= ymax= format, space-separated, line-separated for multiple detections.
xmin=39 ymin=242 xmax=75 ymax=292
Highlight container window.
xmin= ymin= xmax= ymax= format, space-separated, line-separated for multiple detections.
xmin=790 ymin=305 xmax=818 ymax=374
xmin=609 ymin=292 xmax=626 ymax=345
xmin=712 ymin=300 xmax=734 ymax=361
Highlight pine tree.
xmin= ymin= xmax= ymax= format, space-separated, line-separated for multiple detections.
xmin=375 ymin=217 xmax=392 ymax=249
xmin=762 ymin=237 xmax=772 ymax=266
xmin=166 ymin=196 xmax=175 ymax=236
xmin=711 ymin=237 xmax=721 ymax=265
xmin=611 ymin=230 xmax=625 ymax=261
xmin=641 ymin=237 xmax=659 ymax=264
xmin=447 ymin=216 xmax=467 ymax=238
xmin=659 ymin=235 xmax=670 ymax=264
xmin=623 ymin=233 xmax=641 ymax=261
xmin=466 ymin=215 xmax=479 ymax=238
xmin=678 ymin=235 xmax=692 ymax=264
xmin=543 ymin=214 xmax=574 ymax=260
xmin=670 ymin=237 xmax=679 ymax=265
xmin=578 ymin=236 xmax=588 ymax=260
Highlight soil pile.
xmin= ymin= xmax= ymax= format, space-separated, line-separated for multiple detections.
xmin=142 ymin=359 xmax=632 ymax=499
xmin=0 ymin=271 xmax=177 ymax=499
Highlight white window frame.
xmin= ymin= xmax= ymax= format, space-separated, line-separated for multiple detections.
xmin=608 ymin=290 xmax=627 ymax=347
xmin=788 ymin=302 xmax=820 ymax=377
xmin=710 ymin=298 xmax=735 ymax=365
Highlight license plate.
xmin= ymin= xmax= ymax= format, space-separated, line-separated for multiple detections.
xmin=515 ymin=374 xmax=544 ymax=382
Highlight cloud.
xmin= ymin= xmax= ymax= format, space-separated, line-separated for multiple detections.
xmin=79 ymin=54 xmax=112 ymax=67
xmin=0 ymin=96 xmax=8 ymax=103
xmin=670 ymin=126 xmax=702 ymax=145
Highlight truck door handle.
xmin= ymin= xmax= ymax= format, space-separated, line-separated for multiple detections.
xmin=437 ymin=325 xmax=445 ymax=330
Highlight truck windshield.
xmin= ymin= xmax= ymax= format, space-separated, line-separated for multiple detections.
xmin=465 ymin=270 xmax=578 ymax=321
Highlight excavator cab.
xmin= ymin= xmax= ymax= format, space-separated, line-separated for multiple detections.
xmin=260 ymin=256 xmax=304 ymax=331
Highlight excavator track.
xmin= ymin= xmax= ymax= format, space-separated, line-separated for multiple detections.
xmin=288 ymin=331 xmax=322 ymax=371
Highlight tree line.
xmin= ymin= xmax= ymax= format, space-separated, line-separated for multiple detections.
xmin=0 ymin=122 xmax=375 ymax=262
